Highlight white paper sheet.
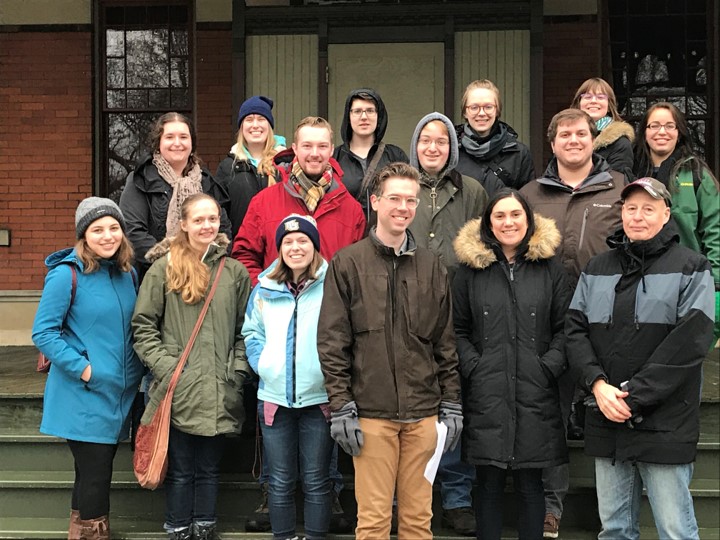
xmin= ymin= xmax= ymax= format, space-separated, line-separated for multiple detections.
xmin=424 ymin=421 xmax=447 ymax=484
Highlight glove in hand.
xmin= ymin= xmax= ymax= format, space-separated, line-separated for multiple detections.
xmin=439 ymin=400 xmax=463 ymax=453
xmin=330 ymin=401 xmax=364 ymax=456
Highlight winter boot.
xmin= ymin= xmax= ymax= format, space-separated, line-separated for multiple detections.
xmin=79 ymin=515 xmax=109 ymax=540
xmin=68 ymin=509 xmax=82 ymax=540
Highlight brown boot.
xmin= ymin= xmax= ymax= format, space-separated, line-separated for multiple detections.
xmin=68 ymin=509 xmax=82 ymax=540
xmin=79 ymin=515 xmax=110 ymax=540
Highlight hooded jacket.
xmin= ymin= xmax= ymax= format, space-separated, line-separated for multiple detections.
xmin=231 ymin=149 xmax=366 ymax=285
xmin=452 ymin=215 xmax=570 ymax=469
xmin=566 ymin=222 xmax=715 ymax=464
xmin=520 ymin=155 xmax=625 ymax=286
xmin=32 ymin=249 xmax=144 ymax=444
xmin=593 ymin=120 xmax=635 ymax=179
xmin=407 ymin=112 xmax=488 ymax=277
xmin=333 ymin=88 xmax=409 ymax=208
xmin=634 ymin=150 xmax=720 ymax=294
xmin=132 ymin=234 xmax=251 ymax=436
xmin=318 ymin=230 xmax=461 ymax=418
xmin=119 ymin=154 xmax=232 ymax=278
xmin=242 ymin=259 xmax=329 ymax=409
xmin=455 ymin=120 xmax=534 ymax=195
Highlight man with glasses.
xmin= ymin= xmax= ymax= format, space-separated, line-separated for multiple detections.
xmin=318 ymin=162 xmax=462 ymax=540
xmin=407 ymin=112 xmax=487 ymax=536
xmin=334 ymin=89 xmax=409 ymax=218
xmin=566 ymin=177 xmax=715 ymax=540
xmin=520 ymin=108 xmax=625 ymax=538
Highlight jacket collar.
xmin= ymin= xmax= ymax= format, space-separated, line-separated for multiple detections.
xmin=453 ymin=214 xmax=561 ymax=270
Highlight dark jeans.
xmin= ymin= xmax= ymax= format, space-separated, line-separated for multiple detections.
xmin=67 ymin=440 xmax=118 ymax=520
xmin=475 ymin=465 xmax=544 ymax=540
xmin=164 ymin=426 xmax=225 ymax=531
xmin=259 ymin=402 xmax=334 ymax=540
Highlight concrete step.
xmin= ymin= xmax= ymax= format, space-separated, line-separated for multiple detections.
xmin=0 ymin=517 xmax=718 ymax=540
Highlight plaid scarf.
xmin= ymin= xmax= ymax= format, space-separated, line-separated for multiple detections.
xmin=291 ymin=159 xmax=333 ymax=213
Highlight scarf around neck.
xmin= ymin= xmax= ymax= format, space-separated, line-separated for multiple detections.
xmin=595 ymin=116 xmax=613 ymax=131
xmin=291 ymin=159 xmax=333 ymax=213
xmin=461 ymin=121 xmax=508 ymax=160
xmin=153 ymin=152 xmax=203 ymax=238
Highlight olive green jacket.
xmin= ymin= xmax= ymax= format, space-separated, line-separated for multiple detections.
xmin=132 ymin=235 xmax=252 ymax=436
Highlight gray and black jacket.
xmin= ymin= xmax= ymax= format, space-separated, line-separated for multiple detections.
xmin=566 ymin=221 xmax=715 ymax=464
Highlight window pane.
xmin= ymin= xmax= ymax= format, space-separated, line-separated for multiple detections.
xmin=107 ymin=113 xmax=157 ymax=202
xmin=171 ymin=88 xmax=190 ymax=108
xmin=126 ymin=29 xmax=169 ymax=88
xmin=106 ymin=90 xmax=126 ymax=109
xmin=171 ymin=30 xmax=188 ymax=56
xmin=107 ymin=58 xmax=125 ymax=89
xmin=171 ymin=58 xmax=188 ymax=88
xmin=688 ymin=120 xmax=705 ymax=157
xmin=149 ymin=89 xmax=170 ymax=108
xmin=127 ymin=89 xmax=148 ymax=109
xmin=106 ymin=30 xmax=125 ymax=57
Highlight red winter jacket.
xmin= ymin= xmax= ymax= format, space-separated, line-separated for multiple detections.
xmin=231 ymin=151 xmax=366 ymax=284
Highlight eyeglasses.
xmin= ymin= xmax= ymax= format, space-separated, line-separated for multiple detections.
xmin=417 ymin=138 xmax=450 ymax=148
xmin=349 ymin=108 xmax=377 ymax=118
xmin=465 ymin=104 xmax=496 ymax=115
xmin=378 ymin=195 xmax=420 ymax=209
xmin=646 ymin=122 xmax=677 ymax=133
xmin=580 ymin=93 xmax=608 ymax=101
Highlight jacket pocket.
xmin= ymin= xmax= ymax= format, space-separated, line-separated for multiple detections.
xmin=405 ymin=278 xmax=438 ymax=340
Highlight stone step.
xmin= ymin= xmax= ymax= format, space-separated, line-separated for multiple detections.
xmin=0 ymin=469 xmax=717 ymax=529
xmin=0 ymin=517 xmax=718 ymax=540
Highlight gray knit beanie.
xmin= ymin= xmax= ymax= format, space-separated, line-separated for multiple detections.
xmin=75 ymin=197 xmax=126 ymax=239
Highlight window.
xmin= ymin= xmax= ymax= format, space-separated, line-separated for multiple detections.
xmin=607 ymin=0 xmax=712 ymax=161
xmin=97 ymin=2 xmax=193 ymax=200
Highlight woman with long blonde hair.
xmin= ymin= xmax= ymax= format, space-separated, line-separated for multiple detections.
xmin=132 ymin=193 xmax=252 ymax=540
xmin=216 ymin=96 xmax=287 ymax=239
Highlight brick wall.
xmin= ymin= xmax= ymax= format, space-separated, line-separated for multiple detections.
xmin=542 ymin=18 xmax=602 ymax=163
xmin=196 ymin=29 xmax=234 ymax=174
xmin=0 ymin=32 xmax=93 ymax=290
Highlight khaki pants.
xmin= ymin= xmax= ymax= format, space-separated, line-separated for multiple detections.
xmin=353 ymin=416 xmax=438 ymax=540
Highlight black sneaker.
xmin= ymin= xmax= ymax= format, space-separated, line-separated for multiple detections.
xmin=442 ymin=507 xmax=476 ymax=536
xmin=328 ymin=490 xmax=352 ymax=534
xmin=245 ymin=482 xmax=271 ymax=532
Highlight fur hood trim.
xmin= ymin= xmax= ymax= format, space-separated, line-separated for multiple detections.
xmin=145 ymin=233 xmax=231 ymax=263
xmin=453 ymin=214 xmax=561 ymax=269
xmin=594 ymin=120 xmax=635 ymax=150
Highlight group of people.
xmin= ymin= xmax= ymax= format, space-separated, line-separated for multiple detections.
xmin=31 ymin=76 xmax=718 ymax=540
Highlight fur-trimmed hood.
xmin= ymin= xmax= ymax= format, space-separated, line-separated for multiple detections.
xmin=453 ymin=214 xmax=561 ymax=269
xmin=594 ymin=120 xmax=635 ymax=150
xmin=145 ymin=233 xmax=231 ymax=263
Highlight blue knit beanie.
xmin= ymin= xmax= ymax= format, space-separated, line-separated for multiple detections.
xmin=275 ymin=214 xmax=321 ymax=252
xmin=238 ymin=96 xmax=275 ymax=129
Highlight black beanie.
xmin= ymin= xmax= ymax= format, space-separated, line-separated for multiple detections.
xmin=275 ymin=214 xmax=321 ymax=252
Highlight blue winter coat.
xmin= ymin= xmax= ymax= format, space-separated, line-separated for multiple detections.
xmin=242 ymin=259 xmax=329 ymax=408
xmin=32 ymin=248 xmax=144 ymax=444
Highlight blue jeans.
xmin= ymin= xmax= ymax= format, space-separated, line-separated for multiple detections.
xmin=476 ymin=465 xmax=544 ymax=540
xmin=259 ymin=442 xmax=344 ymax=496
xmin=595 ymin=458 xmax=699 ymax=540
xmin=259 ymin=402 xmax=334 ymax=540
xmin=164 ymin=427 xmax=225 ymax=531
xmin=437 ymin=438 xmax=476 ymax=509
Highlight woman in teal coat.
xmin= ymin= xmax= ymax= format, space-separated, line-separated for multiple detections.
xmin=32 ymin=197 xmax=144 ymax=539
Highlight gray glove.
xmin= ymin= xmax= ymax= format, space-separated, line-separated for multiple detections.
xmin=330 ymin=401 xmax=364 ymax=456
xmin=439 ymin=400 xmax=463 ymax=453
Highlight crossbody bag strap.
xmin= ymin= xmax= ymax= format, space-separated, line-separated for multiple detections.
xmin=165 ymin=257 xmax=227 ymax=395
xmin=359 ymin=142 xmax=386 ymax=203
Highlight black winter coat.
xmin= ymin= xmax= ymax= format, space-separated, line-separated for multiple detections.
xmin=455 ymin=122 xmax=535 ymax=195
xmin=119 ymin=155 xmax=231 ymax=277
xmin=452 ymin=215 xmax=571 ymax=469
xmin=215 ymin=154 xmax=269 ymax=239
xmin=566 ymin=222 xmax=716 ymax=464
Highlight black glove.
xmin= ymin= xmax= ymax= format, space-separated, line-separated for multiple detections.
xmin=330 ymin=401 xmax=364 ymax=456
xmin=439 ymin=400 xmax=463 ymax=453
